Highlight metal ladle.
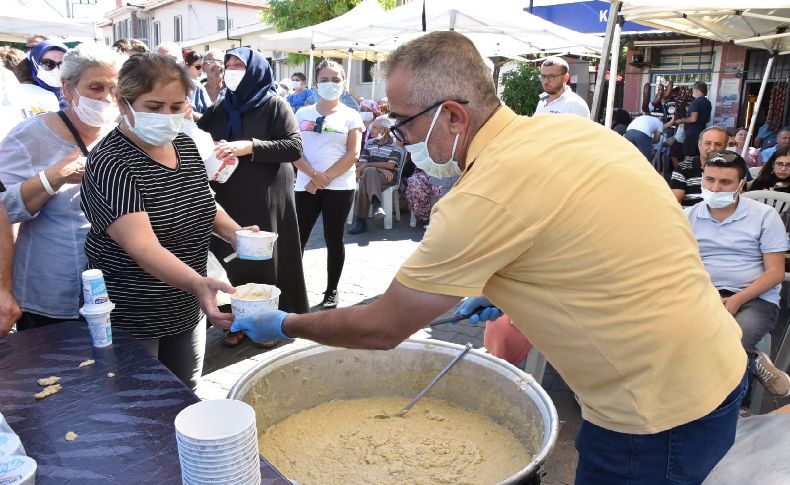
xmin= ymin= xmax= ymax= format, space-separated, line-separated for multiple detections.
xmin=374 ymin=342 xmax=474 ymax=419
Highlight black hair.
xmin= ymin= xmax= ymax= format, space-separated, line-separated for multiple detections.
xmin=693 ymin=81 xmax=708 ymax=96
xmin=703 ymin=151 xmax=747 ymax=180
xmin=184 ymin=50 xmax=203 ymax=67
xmin=754 ymin=145 xmax=790 ymax=187
xmin=291 ymin=72 xmax=306 ymax=82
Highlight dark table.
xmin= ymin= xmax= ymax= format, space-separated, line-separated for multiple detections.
xmin=0 ymin=321 xmax=288 ymax=484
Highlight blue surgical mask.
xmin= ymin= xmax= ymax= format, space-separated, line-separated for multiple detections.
xmin=317 ymin=81 xmax=343 ymax=101
xmin=405 ymin=104 xmax=462 ymax=179
xmin=123 ymin=99 xmax=184 ymax=146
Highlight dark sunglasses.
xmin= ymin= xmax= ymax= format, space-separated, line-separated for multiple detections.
xmin=39 ymin=59 xmax=62 ymax=71
xmin=312 ymin=116 xmax=325 ymax=133
xmin=389 ymin=99 xmax=468 ymax=144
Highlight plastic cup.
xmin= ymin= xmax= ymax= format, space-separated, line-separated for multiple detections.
xmin=81 ymin=269 xmax=109 ymax=305
xmin=0 ymin=433 xmax=24 ymax=458
xmin=235 ymin=230 xmax=278 ymax=260
xmin=175 ymin=400 xmax=256 ymax=442
xmin=229 ymin=284 xmax=281 ymax=320
xmin=0 ymin=455 xmax=37 ymax=484
xmin=79 ymin=301 xmax=115 ymax=348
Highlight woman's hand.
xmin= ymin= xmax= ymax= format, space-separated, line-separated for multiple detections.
xmin=46 ymin=151 xmax=85 ymax=187
xmin=229 ymin=225 xmax=259 ymax=250
xmin=312 ymin=171 xmax=331 ymax=188
xmin=306 ymin=180 xmax=320 ymax=194
xmin=192 ymin=276 xmax=236 ymax=328
xmin=214 ymin=140 xmax=253 ymax=158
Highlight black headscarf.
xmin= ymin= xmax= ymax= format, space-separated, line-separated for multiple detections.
xmin=221 ymin=47 xmax=277 ymax=141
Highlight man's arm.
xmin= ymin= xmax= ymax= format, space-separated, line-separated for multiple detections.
xmin=283 ymin=279 xmax=460 ymax=350
xmin=671 ymin=189 xmax=686 ymax=203
xmin=0 ymin=203 xmax=21 ymax=336
xmin=675 ymin=111 xmax=699 ymax=126
xmin=723 ymin=252 xmax=785 ymax=315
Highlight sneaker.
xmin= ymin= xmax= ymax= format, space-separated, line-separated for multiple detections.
xmin=371 ymin=197 xmax=385 ymax=216
xmin=318 ymin=289 xmax=339 ymax=310
xmin=347 ymin=218 xmax=367 ymax=234
xmin=753 ymin=351 xmax=790 ymax=397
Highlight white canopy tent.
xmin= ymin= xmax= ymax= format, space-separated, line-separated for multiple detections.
xmin=0 ymin=3 xmax=97 ymax=43
xmin=594 ymin=1 xmax=790 ymax=154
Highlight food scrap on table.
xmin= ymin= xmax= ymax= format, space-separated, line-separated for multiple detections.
xmin=78 ymin=359 xmax=95 ymax=368
xmin=34 ymin=384 xmax=62 ymax=400
xmin=65 ymin=431 xmax=78 ymax=442
xmin=107 ymin=372 xmax=115 ymax=378
xmin=36 ymin=376 xmax=61 ymax=386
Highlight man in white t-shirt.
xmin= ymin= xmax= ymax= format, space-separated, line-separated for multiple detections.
xmin=534 ymin=57 xmax=590 ymax=118
xmin=624 ymin=114 xmax=665 ymax=161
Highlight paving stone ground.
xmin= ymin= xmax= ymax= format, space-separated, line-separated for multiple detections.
xmin=198 ymin=211 xmax=790 ymax=485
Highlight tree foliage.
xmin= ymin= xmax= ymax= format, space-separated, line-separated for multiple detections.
xmin=261 ymin=0 xmax=395 ymax=65
xmin=500 ymin=62 xmax=542 ymax=116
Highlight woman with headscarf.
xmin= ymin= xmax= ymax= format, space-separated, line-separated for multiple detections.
xmin=198 ymin=47 xmax=308 ymax=347
xmin=26 ymin=40 xmax=69 ymax=110
xmin=0 ymin=43 xmax=124 ymax=329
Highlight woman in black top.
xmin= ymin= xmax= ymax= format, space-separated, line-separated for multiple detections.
xmin=198 ymin=47 xmax=308 ymax=346
xmin=750 ymin=146 xmax=790 ymax=193
xmin=81 ymin=54 xmax=246 ymax=390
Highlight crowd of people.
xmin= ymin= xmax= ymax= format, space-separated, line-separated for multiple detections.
xmin=2 ymin=30 xmax=790 ymax=483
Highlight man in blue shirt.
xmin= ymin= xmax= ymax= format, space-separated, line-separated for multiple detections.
xmin=672 ymin=80 xmax=712 ymax=157
xmin=286 ymin=72 xmax=314 ymax=112
xmin=686 ymin=151 xmax=790 ymax=397
xmin=761 ymin=125 xmax=790 ymax=162
xmin=755 ymin=122 xmax=779 ymax=152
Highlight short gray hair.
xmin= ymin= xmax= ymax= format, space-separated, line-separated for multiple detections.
xmin=541 ymin=56 xmax=569 ymax=74
xmin=699 ymin=126 xmax=728 ymax=141
xmin=61 ymin=43 xmax=125 ymax=87
xmin=380 ymin=31 xmax=499 ymax=120
xmin=373 ymin=115 xmax=393 ymax=129
xmin=204 ymin=49 xmax=224 ymax=61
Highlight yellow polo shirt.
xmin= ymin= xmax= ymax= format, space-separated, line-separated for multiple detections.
xmin=396 ymin=107 xmax=746 ymax=435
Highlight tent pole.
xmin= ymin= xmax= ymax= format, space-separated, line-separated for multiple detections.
xmin=590 ymin=0 xmax=621 ymax=122
xmin=372 ymin=59 xmax=378 ymax=101
xmin=743 ymin=53 xmax=775 ymax=157
xmin=308 ymin=45 xmax=315 ymax=88
xmin=347 ymin=49 xmax=353 ymax=93
xmin=604 ymin=20 xmax=622 ymax=129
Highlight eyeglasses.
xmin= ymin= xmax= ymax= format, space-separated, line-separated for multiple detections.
xmin=204 ymin=59 xmax=222 ymax=66
xmin=775 ymin=162 xmax=790 ymax=169
xmin=312 ymin=116 xmax=325 ymax=133
xmin=539 ymin=74 xmax=560 ymax=82
xmin=39 ymin=59 xmax=62 ymax=71
xmin=389 ymin=99 xmax=469 ymax=144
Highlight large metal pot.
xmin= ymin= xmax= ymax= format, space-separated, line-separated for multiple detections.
xmin=228 ymin=339 xmax=558 ymax=484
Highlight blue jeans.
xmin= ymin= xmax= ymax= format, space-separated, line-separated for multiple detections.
xmin=575 ymin=371 xmax=747 ymax=484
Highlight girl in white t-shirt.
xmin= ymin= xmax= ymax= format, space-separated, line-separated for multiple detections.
xmin=294 ymin=60 xmax=363 ymax=310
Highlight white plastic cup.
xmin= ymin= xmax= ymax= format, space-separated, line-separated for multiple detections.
xmin=235 ymin=230 xmax=278 ymax=260
xmin=79 ymin=301 xmax=115 ymax=348
xmin=81 ymin=269 xmax=109 ymax=305
xmin=0 ymin=433 xmax=24 ymax=458
xmin=0 ymin=455 xmax=37 ymax=484
xmin=175 ymin=399 xmax=256 ymax=442
xmin=229 ymin=284 xmax=281 ymax=320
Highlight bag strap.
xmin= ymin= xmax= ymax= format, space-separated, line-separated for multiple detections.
xmin=56 ymin=111 xmax=90 ymax=157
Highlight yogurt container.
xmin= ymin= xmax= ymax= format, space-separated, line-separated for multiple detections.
xmin=235 ymin=230 xmax=277 ymax=260
xmin=0 ymin=434 xmax=23 ymax=458
xmin=79 ymin=301 xmax=115 ymax=348
xmin=81 ymin=269 xmax=109 ymax=305
xmin=0 ymin=455 xmax=36 ymax=485
xmin=230 ymin=284 xmax=281 ymax=319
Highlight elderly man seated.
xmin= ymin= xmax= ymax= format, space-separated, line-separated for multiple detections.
xmin=348 ymin=116 xmax=403 ymax=235
xmin=685 ymin=151 xmax=790 ymax=397
xmin=671 ymin=126 xmax=728 ymax=206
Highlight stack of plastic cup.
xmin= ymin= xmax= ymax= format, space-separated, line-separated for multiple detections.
xmin=174 ymin=400 xmax=261 ymax=485
xmin=79 ymin=269 xmax=114 ymax=348
xmin=0 ymin=413 xmax=36 ymax=485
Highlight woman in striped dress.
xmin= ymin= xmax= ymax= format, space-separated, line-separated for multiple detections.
xmin=81 ymin=53 xmax=247 ymax=390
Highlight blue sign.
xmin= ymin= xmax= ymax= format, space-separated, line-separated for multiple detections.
xmin=527 ymin=1 xmax=655 ymax=34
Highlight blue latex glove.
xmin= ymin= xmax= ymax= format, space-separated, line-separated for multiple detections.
xmin=457 ymin=296 xmax=501 ymax=324
xmin=229 ymin=309 xmax=290 ymax=343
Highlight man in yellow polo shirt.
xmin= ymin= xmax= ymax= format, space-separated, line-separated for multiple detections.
xmin=231 ymin=31 xmax=747 ymax=483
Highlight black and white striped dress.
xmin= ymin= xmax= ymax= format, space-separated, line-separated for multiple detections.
xmin=81 ymin=129 xmax=216 ymax=339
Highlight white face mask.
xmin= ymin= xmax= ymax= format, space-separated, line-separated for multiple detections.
xmin=73 ymin=89 xmax=119 ymax=127
xmin=36 ymin=66 xmax=61 ymax=88
xmin=317 ymin=81 xmax=343 ymax=101
xmin=701 ymin=183 xmax=742 ymax=209
xmin=123 ymin=99 xmax=184 ymax=146
xmin=405 ymin=104 xmax=462 ymax=179
xmin=291 ymin=80 xmax=302 ymax=90
xmin=224 ymin=70 xmax=245 ymax=92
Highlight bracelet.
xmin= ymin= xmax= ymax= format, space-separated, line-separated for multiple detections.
xmin=38 ymin=170 xmax=57 ymax=196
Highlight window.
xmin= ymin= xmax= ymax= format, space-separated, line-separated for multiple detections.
xmin=362 ymin=59 xmax=375 ymax=83
xmin=204 ymin=45 xmax=210 ymax=52
xmin=104 ymin=37 xmax=111 ymax=46
xmin=153 ymin=21 xmax=161 ymax=47
xmin=174 ymin=15 xmax=182 ymax=42
xmin=136 ymin=18 xmax=149 ymax=46
xmin=217 ymin=17 xmax=233 ymax=32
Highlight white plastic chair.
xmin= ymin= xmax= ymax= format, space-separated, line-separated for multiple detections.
xmin=742 ymin=190 xmax=790 ymax=213
xmin=346 ymin=151 xmax=407 ymax=229
xmin=748 ymin=166 xmax=763 ymax=179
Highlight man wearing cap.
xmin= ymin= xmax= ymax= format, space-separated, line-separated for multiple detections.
xmin=533 ymin=56 xmax=590 ymax=118
xmin=230 ymin=31 xmax=746 ymax=483
xmin=685 ymin=151 xmax=790 ymax=397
